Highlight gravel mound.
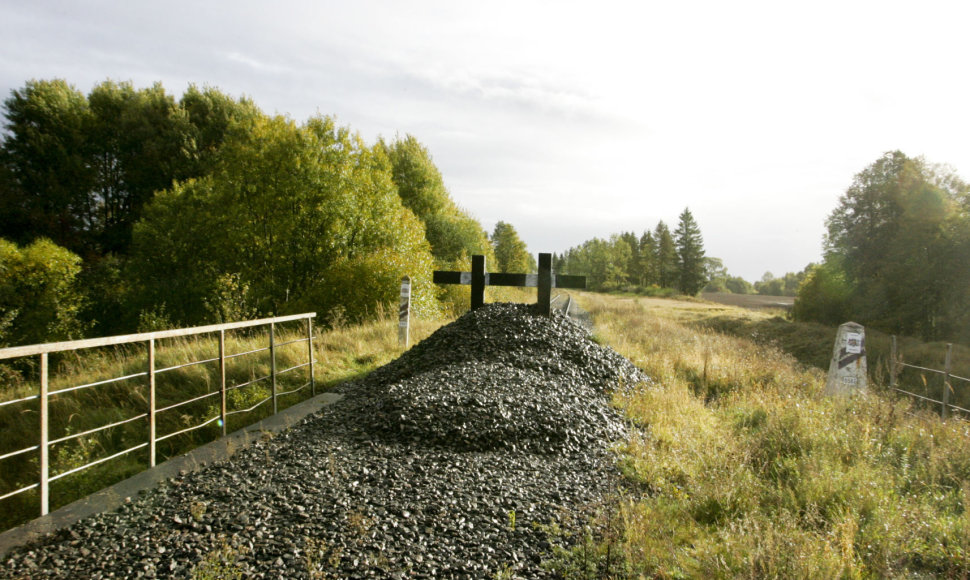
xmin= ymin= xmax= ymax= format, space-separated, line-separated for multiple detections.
xmin=1 ymin=302 xmax=647 ymax=579
xmin=344 ymin=302 xmax=643 ymax=454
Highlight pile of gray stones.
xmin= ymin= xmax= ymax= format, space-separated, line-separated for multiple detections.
xmin=1 ymin=302 xmax=647 ymax=579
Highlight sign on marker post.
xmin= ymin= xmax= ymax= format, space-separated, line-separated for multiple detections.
xmin=825 ymin=321 xmax=867 ymax=395
xmin=398 ymin=276 xmax=411 ymax=349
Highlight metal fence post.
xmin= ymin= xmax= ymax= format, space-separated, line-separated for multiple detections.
xmin=307 ymin=317 xmax=315 ymax=397
xmin=270 ymin=322 xmax=277 ymax=414
xmin=148 ymin=339 xmax=156 ymax=467
xmin=219 ymin=330 xmax=227 ymax=437
xmin=942 ymin=343 xmax=953 ymax=419
xmin=39 ymin=352 xmax=49 ymax=516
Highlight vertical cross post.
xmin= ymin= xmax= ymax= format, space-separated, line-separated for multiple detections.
xmin=537 ymin=253 xmax=552 ymax=316
xmin=471 ymin=255 xmax=486 ymax=310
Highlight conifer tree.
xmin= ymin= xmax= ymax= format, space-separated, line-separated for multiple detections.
xmin=653 ymin=221 xmax=677 ymax=288
xmin=674 ymin=208 xmax=707 ymax=295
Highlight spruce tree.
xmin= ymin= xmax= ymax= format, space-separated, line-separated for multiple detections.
xmin=653 ymin=221 xmax=677 ymax=288
xmin=674 ymin=208 xmax=707 ymax=295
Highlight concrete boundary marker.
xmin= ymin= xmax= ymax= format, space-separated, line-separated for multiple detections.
xmin=0 ymin=391 xmax=343 ymax=556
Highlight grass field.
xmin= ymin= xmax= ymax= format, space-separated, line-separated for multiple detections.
xmin=551 ymin=292 xmax=970 ymax=578
xmin=701 ymin=292 xmax=795 ymax=311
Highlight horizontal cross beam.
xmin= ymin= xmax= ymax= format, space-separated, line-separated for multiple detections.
xmin=432 ymin=253 xmax=586 ymax=315
xmin=431 ymin=271 xmax=586 ymax=289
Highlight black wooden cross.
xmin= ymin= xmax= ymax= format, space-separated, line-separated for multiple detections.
xmin=433 ymin=253 xmax=586 ymax=315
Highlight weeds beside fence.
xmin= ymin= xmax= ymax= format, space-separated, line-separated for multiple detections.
xmin=0 ymin=313 xmax=316 ymax=530
xmin=890 ymin=336 xmax=970 ymax=419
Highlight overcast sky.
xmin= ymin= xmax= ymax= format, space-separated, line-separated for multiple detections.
xmin=2 ymin=0 xmax=968 ymax=281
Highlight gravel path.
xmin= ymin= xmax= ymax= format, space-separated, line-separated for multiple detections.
xmin=1 ymin=303 xmax=646 ymax=579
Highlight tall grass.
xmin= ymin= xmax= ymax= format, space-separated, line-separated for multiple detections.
xmin=686 ymin=299 xmax=970 ymax=412
xmin=0 ymin=309 xmax=450 ymax=532
xmin=554 ymin=293 xmax=970 ymax=578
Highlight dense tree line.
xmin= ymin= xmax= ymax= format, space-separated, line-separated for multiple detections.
xmin=751 ymin=270 xmax=808 ymax=297
xmin=0 ymin=79 xmax=509 ymax=346
xmin=794 ymin=151 xmax=970 ymax=342
xmin=555 ymin=208 xmax=712 ymax=295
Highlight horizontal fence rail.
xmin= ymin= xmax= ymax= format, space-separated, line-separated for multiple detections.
xmin=0 ymin=313 xmax=316 ymax=519
xmin=890 ymin=336 xmax=970 ymax=419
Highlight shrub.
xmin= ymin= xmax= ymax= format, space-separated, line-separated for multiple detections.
xmin=0 ymin=237 xmax=85 ymax=346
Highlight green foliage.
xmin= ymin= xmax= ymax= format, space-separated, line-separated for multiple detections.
xmin=0 ymin=79 xmax=94 ymax=253
xmin=128 ymin=114 xmax=438 ymax=326
xmin=384 ymin=135 xmax=492 ymax=267
xmin=674 ymin=208 xmax=706 ymax=295
xmin=654 ymin=221 xmax=678 ymax=289
xmin=818 ymin=151 xmax=970 ymax=341
xmin=755 ymin=269 xmax=807 ymax=296
xmin=86 ymin=80 xmax=198 ymax=253
xmin=0 ymin=237 xmax=85 ymax=346
xmin=638 ymin=230 xmax=657 ymax=286
xmin=0 ymin=79 xmax=253 ymax=258
xmin=384 ymin=135 xmax=449 ymax=219
xmin=76 ymin=253 xmax=131 ymax=336
xmin=491 ymin=221 xmax=534 ymax=273
xmin=180 ymin=84 xmax=260 ymax=173
xmin=424 ymin=210 xmax=492 ymax=265
xmin=2 ymin=79 xmax=497 ymax=332
xmin=792 ymin=262 xmax=852 ymax=325
xmin=560 ymin=214 xmax=726 ymax=295
xmin=701 ymin=257 xmax=728 ymax=293
xmin=724 ymin=276 xmax=754 ymax=294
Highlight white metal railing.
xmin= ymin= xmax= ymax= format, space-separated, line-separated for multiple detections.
xmin=890 ymin=336 xmax=970 ymax=419
xmin=0 ymin=313 xmax=316 ymax=518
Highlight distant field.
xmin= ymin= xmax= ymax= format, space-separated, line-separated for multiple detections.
xmin=701 ymin=291 xmax=794 ymax=310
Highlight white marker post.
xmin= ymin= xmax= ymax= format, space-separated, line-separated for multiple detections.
xmin=398 ymin=276 xmax=411 ymax=349
xmin=825 ymin=321 xmax=867 ymax=395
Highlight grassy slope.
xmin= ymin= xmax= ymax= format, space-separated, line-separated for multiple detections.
xmin=559 ymin=292 xmax=970 ymax=578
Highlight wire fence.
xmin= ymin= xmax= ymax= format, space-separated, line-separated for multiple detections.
xmin=0 ymin=313 xmax=316 ymax=519
xmin=890 ymin=335 xmax=970 ymax=419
